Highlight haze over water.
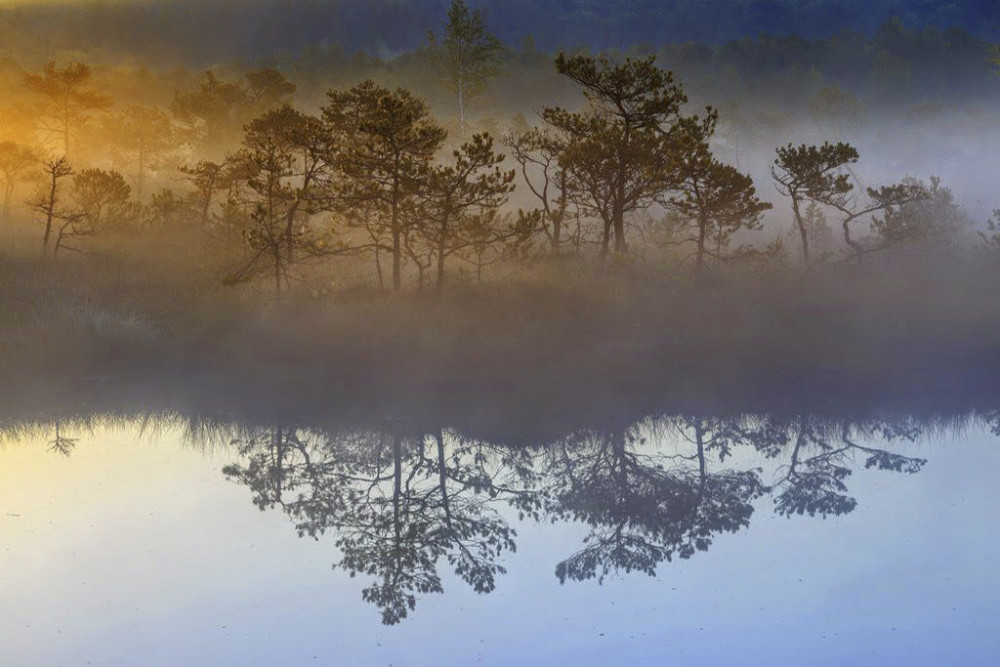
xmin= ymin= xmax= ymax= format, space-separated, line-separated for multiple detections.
xmin=3 ymin=0 xmax=1000 ymax=664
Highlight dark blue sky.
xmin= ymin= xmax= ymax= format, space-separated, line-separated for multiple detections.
xmin=1 ymin=0 xmax=997 ymax=63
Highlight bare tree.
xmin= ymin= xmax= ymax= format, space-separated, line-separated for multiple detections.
xmin=504 ymin=122 xmax=576 ymax=253
xmin=27 ymin=156 xmax=74 ymax=257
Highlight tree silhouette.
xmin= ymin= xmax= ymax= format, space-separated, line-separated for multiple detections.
xmin=428 ymin=0 xmax=506 ymax=129
xmin=142 ymin=188 xmax=189 ymax=230
xmin=47 ymin=422 xmax=78 ymax=457
xmin=771 ymin=141 xmax=858 ymax=269
xmin=871 ymin=176 xmax=966 ymax=258
xmin=545 ymin=424 xmax=765 ymax=584
xmin=27 ymin=156 xmax=76 ymax=258
xmin=415 ymin=132 xmax=516 ymax=289
xmin=171 ymin=71 xmax=254 ymax=158
xmin=71 ymin=168 xmax=138 ymax=235
xmin=542 ymin=54 xmax=691 ymax=256
xmin=324 ymin=81 xmax=446 ymax=291
xmin=102 ymin=105 xmax=175 ymax=203
xmin=180 ymin=158 xmax=235 ymax=230
xmin=766 ymin=418 xmax=927 ymax=518
xmin=0 ymin=141 xmax=39 ymax=222
xmin=206 ymin=408 xmax=939 ymax=624
xmin=245 ymin=68 xmax=297 ymax=112
xmin=23 ymin=61 xmax=112 ymax=159
xmin=808 ymin=85 xmax=864 ymax=137
xmin=661 ymin=112 xmax=772 ymax=280
xmin=504 ymin=121 xmax=578 ymax=253
xmin=224 ymin=426 xmax=525 ymax=625
xmin=225 ymin=105 xmax=336 ymax=297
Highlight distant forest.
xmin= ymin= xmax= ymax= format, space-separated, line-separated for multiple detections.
xmin=0 ymin=0 xmax=998 ymax=63
xmin=0 ymin=4 xmax=993 ymax=120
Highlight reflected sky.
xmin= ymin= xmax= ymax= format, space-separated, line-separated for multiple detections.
xmin=1 ymin=416 xmax=998 ymax=666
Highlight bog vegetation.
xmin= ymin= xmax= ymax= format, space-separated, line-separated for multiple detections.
xmin=1 ymin=0 xmax=999 ymax=401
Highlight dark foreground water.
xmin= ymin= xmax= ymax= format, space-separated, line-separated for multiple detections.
xmin=2 ymin=413 xmax=998 ymax=666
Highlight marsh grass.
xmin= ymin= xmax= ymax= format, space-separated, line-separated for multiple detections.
xmin=3 ymin=224 xmax=1000 ymax=438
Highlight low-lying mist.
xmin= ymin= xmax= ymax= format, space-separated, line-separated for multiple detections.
xmin=2 ymin=3 xmax=1000 ymax=431
xmin=4 ymin=223 xmax=1000 ymax=436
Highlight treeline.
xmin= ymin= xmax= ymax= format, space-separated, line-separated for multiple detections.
xmin=1 ymin=10 xmax=996 ymax=114
xmin=0 ymin=1 xmax=991 ymax=298
xmin=0 ymin=0 xmax=997 ymax=61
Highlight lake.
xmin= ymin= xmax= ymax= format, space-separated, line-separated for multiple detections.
xmin=2 ymin=410 xmax=998 ymax=665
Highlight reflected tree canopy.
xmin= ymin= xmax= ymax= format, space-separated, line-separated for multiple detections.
xmin=7 ymin=410 xmax=936 ymax=625
xmin=222 ymin=426 xmax=537 ymax=624
xmin=543 ymin=422 xmax=766 ymax=583
xmin=765 ymin=417 xmax=927 ymax=518
xmin=213 ymin=413 xmax=932 ymax=623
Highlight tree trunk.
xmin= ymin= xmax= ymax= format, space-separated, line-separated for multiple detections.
xmin=436 ymin=429 xmax=452 ymax=530
xmin=552 ymin=172 xmax=567 ymax=252
xmin=842 ymin=217 xmax=864 ymax=264
xmin=273 ymin=245 xmax=283 ymax=301
xmin=436 ymin=216 xmax=448 ymax=290
xmin=391 ymin=176 xmax=402 ymax=291
xmin=374 ymin=245 xmax=385 ymax=293
xmin=695 ymin=421 xmax=707 ymax=489
xmin=612 ymin=194 xmax=626 ymax=254
xmin=600 ymin=217 xmax=612 ymax=257
xmin=53 ymin=223 xmax=69 ymax=259
xmin=62 ymin=111 xmax=70 ymax=160
xmin=392 ymin=228 xmax=402 ymax=291
xmin=392 ymin=435 xmax=402 ymax=544
xmin=3 ymin=183 xmax=13 ymax=221
xmin=694 ymin=213 xmax=708 ymax=282
xmin=792 ymin=195 xmax=810 ymax=268
xmin=284 ymin=199 xmax=301 ymax=264
xmin=137 ymin=147 xmax=145 ymax=203
xmin=41 ymin=175 xmax=57 ymax=256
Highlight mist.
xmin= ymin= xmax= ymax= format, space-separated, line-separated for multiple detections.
xmin=2 ymin=2 xmax=1000 ymax=665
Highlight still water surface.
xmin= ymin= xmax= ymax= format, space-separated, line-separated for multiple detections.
xmin=2 ymin=415 xmax=998 ymax=665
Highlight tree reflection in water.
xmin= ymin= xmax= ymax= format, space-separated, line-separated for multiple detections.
xmin=223 ymin=426 xmax=539 ymax=624
xmin=14 ymin=412 xmax=930 ymax=625
xmin=216 ymin=414 xmax=929 ymax=624
xmin=544 ymin=421 xmax=766 ymax=583
xmin=764 ymin=418 xmax=926 ymax=517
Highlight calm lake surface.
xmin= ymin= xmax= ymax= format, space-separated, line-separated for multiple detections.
xmin=2 ymin=414 xmax=998 ymax=666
